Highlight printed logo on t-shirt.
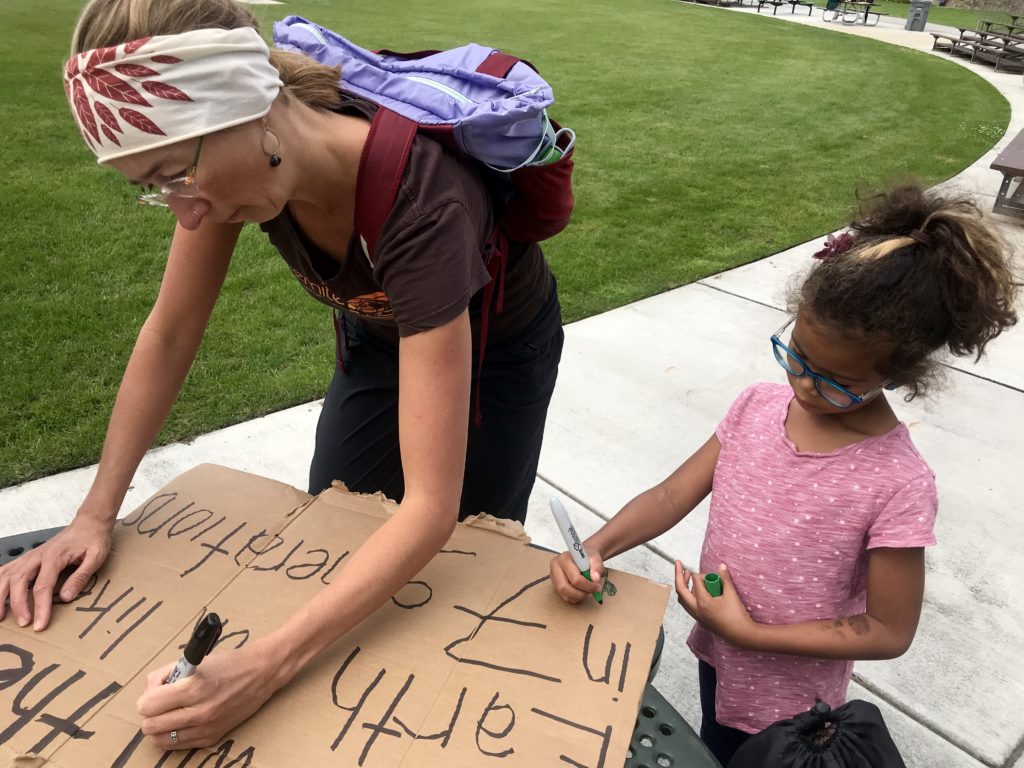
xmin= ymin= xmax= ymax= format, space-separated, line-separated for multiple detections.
xmin=346 ymin=291 xmax=393 ymax=320
xmin=290 ymin=268 xmax=394 ymax=321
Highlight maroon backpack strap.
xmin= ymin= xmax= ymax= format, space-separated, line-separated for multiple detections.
xmin=354 ymin=107 xmax=418 ymax=261
xmin=354 ymin=104 xmax=506 ymax=427
xmin=473 ymin=227 xmax=509 ymax=427
xmin=475 ymin=51 xmax=536 ymax=78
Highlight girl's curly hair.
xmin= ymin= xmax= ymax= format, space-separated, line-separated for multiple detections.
xmin=793 ymin=185 xmax=1019 ymax=400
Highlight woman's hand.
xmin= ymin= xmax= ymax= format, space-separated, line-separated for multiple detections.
xmin=0 ymin=514 xmax=113 ymax=631
xmin=675 ymin=562 xmax=757 ymax=648
xmin=549 ymin=549 xmax=605 ymax=604
xmin=138 ymin=638 xmax=283 ymax=750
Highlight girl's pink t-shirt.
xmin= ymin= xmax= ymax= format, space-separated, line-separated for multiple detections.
xmin=687 ymin=382 xmax=937 ymax=733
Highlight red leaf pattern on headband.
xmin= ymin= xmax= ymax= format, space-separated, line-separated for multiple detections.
xmin=151 ymin=55 xmax=183 ymax=64
xmin=71 ymin=79 xmax=100 ymax=143
xmin=63 ymin=79 xmax=71 ymax=103
xmin=123 ymin=37 xmax=152 ymax=55
xmin=115 ymin=63 xmax=159 ymax=78
xmin=83 ymin=69 xmax=151 ymax=106
xmin=64 ymin=56 xmax=80 ymax=80
xmin=119 ymin=107 xmax=166 ymax=136
xmin=101 ymin=125 xmax=121 ymax=146
xmin=87 ymin=45 xmax=118 ymax=70
xmin=93 ymin=102 xmax=122 ymax=134
xmin=141 ymin=80 xmax=192 ymax=102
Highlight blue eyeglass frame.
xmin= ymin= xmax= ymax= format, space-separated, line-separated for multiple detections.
xmin=770 ymin=317 xmax=891 ymax=409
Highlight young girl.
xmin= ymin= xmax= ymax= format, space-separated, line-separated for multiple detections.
xmin=549 ymin=185 xmax=1019 ymax=764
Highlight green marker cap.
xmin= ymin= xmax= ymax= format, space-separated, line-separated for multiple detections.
xmin=704 ymin=572 xmax=722 ymax=598
xmin=582 ymin=569 xmax=604 ymax=604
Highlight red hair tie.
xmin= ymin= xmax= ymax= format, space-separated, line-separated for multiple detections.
xmin=812 ymin=231 xmax=855 ymax=261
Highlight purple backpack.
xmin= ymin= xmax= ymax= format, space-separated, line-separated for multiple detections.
xmin=273 ymin=17 xmax=577 ymax=424
xmin=272 ymin=17 xmax=576 ymax=251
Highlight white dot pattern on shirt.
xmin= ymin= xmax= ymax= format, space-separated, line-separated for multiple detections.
xmin=686 ymin=382 xmax=938 ymax=733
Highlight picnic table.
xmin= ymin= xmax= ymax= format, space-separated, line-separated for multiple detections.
xmin=930 ymin=26 xmax=1024 ymax=72
xmin=824 ymin=0 xmax=882 ymax=26
xmin=991 ymin=126 xmax=1024 ymax=219
xmin=756 ymin=0 xmax=813 ymax=15
xmin=978 ymin=19 xmax=1024 ymax=36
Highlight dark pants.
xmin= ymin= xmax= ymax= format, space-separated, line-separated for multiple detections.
xmin=308 ymin=283 xmax=564 ymax=524
xmin=699 ymin=660 xmax=752 ymax=766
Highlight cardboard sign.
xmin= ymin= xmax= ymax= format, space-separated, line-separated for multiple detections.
xmin=0 ymin=465 xmax=669 ymax=767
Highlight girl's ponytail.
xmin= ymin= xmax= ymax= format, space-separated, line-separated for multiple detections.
xmin=851 ymin=186 xmax=1018 ymax=360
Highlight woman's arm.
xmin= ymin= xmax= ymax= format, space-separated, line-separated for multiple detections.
xmin=551 ymin=433 xmax=720 ymax=603
xmin=81 ymin=221 xmax=241 ymax=523
xmin=677 ymin=547 xmax=926 ymax=660
xmin=137 ymin=309 xmax=474 ymax=749
xmin=265 ymin=309 xmax=473 ymax=673
xmin=0 ymin=221 xmax=241 ymax=630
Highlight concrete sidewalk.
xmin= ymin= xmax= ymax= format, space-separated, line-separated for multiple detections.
xmin=3 ymin=7 xmax=1024 ymax=767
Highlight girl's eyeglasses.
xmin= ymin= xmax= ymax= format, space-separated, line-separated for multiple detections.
xmin=770 ymin=318 xmax=891 ymax=409
xmin=136 ymin=136 xmax=204 ymax=208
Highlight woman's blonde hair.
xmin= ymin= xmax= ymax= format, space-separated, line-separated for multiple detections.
xmin=70 ymin=0 xmax=342 ymax=111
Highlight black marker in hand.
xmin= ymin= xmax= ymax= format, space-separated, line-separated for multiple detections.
xmin=166 ymin=613 xmax=223 ymax=684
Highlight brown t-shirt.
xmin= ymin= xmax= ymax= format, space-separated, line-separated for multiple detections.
xmin=260 ymin=97 xmax=552 ymax=344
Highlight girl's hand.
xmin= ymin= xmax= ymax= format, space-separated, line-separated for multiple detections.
xmin=0 ymin=515 xmax=112 ymax=631
xmin=549 ymin=549 xmax=605 ymax=604
xmin=674 ymin=562 xmax=757 ymax=648
xmin=137 ymin=638 xmax=282 ymax=749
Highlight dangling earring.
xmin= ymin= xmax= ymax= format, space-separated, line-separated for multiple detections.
xmin=262 ymin=119 xmax=282 ymax=167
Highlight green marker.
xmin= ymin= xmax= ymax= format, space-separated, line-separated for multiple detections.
xmin=550 ymin=497 xmax=603 ymax=605
xmin=704 ymin=572 xmax=722 ymax=598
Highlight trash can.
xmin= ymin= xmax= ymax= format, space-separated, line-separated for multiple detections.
xmin=905 ymin=0 xmax=932 ymax=31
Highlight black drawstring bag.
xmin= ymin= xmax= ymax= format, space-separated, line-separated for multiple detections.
xmin=727 ymin=700 xmax=906 ymax=768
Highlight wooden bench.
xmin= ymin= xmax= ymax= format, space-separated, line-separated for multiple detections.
xmin=788 ymin=0 xmax=814 ymax=15
xmin=953 ymin=31 xmax=1024 ymax=72
xmin=930 ymin=27 xmax=1024 ymax=70
xmin=930 ymin=32 xmax=959 ymax=52
xmin=950 ymin=29 xmax=988 ymax=58
xmin=971 ymin=40 xmax=1024 ymax=72
xmin=979 ymin=20 xmax=1024 ymax=36
xmin=991 ymin=127 xmax=1024 ymax=219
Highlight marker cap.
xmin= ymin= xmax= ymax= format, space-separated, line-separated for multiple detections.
xmin=183 ymin=613 xmax=223 ymax=665
xmin=703 ymin=573 xmax=722 ymax=598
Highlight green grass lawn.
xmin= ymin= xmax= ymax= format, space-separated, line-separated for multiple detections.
xmin=870 ymin=1 xmax=1016 ymax=29
xmin=0 ymin=0 xmax=1009 ymax=487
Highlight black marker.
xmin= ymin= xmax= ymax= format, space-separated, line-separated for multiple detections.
xmin=165 ymin=613 xmax=223 ymax=684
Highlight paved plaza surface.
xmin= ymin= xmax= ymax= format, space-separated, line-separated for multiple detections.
xmin=3 ymin=5 xmax=1023 ymax=766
